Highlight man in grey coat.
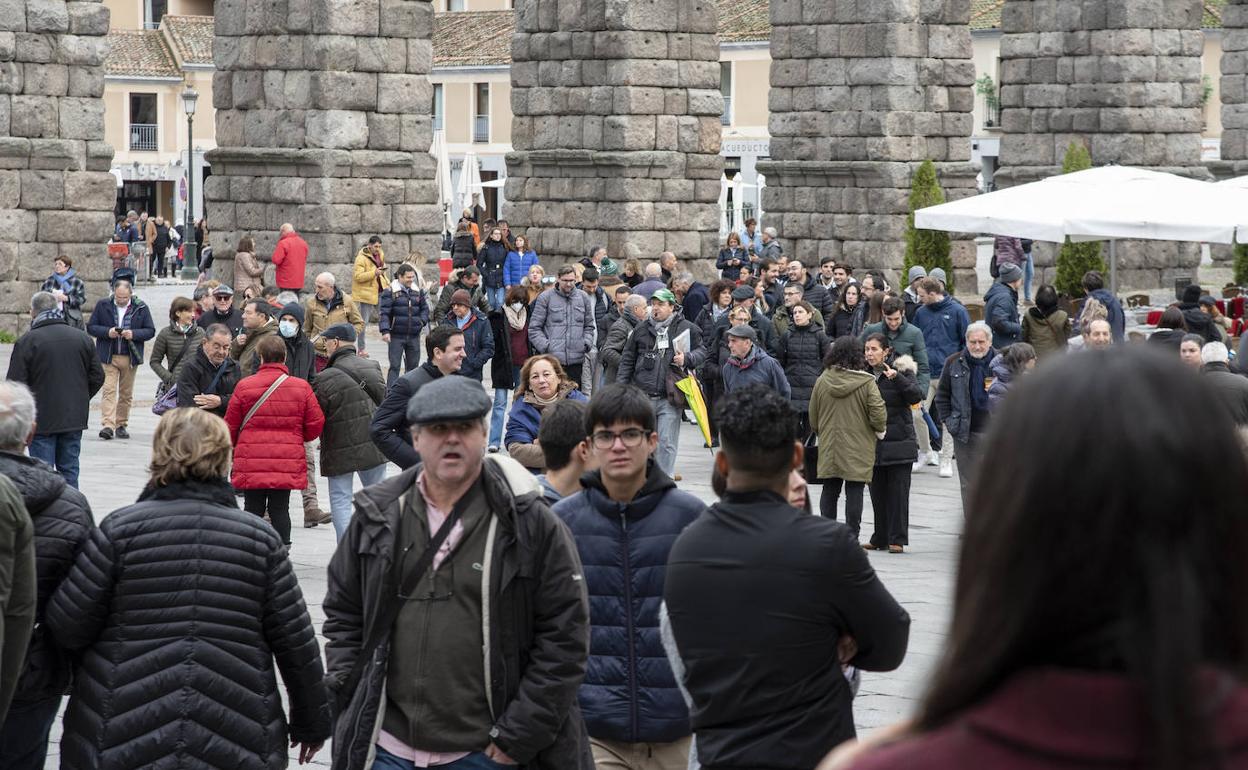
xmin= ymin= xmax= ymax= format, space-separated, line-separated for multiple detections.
xmin=529 ymin=265 xmax=596 ymax=385
xmin=600 ymin=294 xmax=648 ymax=384
xmin=312 ymin=324 xmax=388 ymax=540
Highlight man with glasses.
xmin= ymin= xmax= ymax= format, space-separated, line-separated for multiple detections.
xmin=324 ymin=376 xmax=593 ymax=770
xmin=772 ymin=282 xmax=824 ymax=337
xmin=553 ymin=383 xmax=704 ymax=770
xmin=529 ymin=265 xmax=596 ymax=386
xmin=176 ymin=324 xmax=241 ymax=419
xmin=196 ymin=284 xmax=243 ymax=333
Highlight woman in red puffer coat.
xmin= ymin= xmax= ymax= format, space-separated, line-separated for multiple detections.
xmin=225 ymin=335 xmax=324 ymax=546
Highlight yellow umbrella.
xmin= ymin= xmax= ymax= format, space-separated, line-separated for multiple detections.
xmin=675 ymin=372 xmax=713 ymax=449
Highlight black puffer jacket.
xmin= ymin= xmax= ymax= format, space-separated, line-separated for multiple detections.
xmin=0 ymin=451 xmax=93 ymax=704
xmin=479 ymin=239 xmax=509 ymax=289
xmin=313 ymin=348 xmax=388 ymax=477
xmin=873 ymin=355 xmax=925 ymax=466
xmin=777 ymin=322 xmax=829 ymax=412
xmin=45 ymin=478 xmax=330 ymax=770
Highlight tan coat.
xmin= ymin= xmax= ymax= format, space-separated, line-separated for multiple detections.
xmin=351 ymin=247 xmax=387 ymax=306
xmin=808 ymin=366 xmax=887 ymax=483
xmin=233 ymin=251 xmax=264 ymax=305
xmin=303 ymin=290 xmax=364 ymax=357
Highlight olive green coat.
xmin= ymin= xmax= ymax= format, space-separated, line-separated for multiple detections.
xmin=808 ymin=366 xmax=887 ymax=483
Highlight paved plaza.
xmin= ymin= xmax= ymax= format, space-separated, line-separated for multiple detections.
xmin=2 ymin=282 xmax=964 ymax=768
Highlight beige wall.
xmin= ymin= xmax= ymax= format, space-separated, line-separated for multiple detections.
xmin=107 ymin=0 xmax=141 ymax=30
xmin=1205 ymin=31 xmax=1223 ymax=139
xmin=491 ymin=81 xmax=512 ymax=143
xmin=103 ymin=90 xmax=126 ymax=151
xmin=730 ymin=57 xmax=769 ymax=128
xmin=171 ymin=0 xmax=214 ymax=15
xmin=442 ymin=81 xmax=474 ymax=144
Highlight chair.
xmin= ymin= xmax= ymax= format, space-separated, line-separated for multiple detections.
xmin=965 ymin=301 xmax=984 ymax=323
xmin=1126 ymin=293 xmax=1150 ymax=309
xmin=1231 ymin=296 xmax=1245 ymax=320
xmin=1146 ymin=310 xmax=1163 ymax=326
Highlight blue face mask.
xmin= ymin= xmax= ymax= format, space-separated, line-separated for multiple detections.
xmin=278 ymin=320 xmax=298 ymax=339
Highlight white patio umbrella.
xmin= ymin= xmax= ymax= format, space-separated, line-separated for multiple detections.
xmin=756 ymin=173 xmax=766 ymax=229
xmin=429 ymin=129 xmax=455 ymax=234
xmin=732 ymin=172 xmax=754 ymax=235
xmin=915 ymin=166 xmax=1248 ymax=292
xmin=456 ymin=151 xmax=483 ymax=216
xmin=718 ymin=175 xmax=730 ymax=235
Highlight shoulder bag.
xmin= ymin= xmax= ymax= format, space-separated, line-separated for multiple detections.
xmin=241 ymin=374 xmax=289 ymax=431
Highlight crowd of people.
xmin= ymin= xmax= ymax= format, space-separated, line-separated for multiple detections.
xmin=4 ymin=220 xmax=1248 ymax=770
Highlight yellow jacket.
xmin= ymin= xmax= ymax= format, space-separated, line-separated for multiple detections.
xmin=351 ymin=247 xmax=387 ymax=306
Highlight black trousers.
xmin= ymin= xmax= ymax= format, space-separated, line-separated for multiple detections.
xmin=563 ymin=362 xmax=583 ymax=387
xmin=868 ymin=463 xmax=912 ymax=547
xmin=819 ymin=477 xmax=865 ymax=537
xmin=0 ymin=695 xmax=61 ymax=770
xmin=244 ymin=489 xmax=292 ymax=544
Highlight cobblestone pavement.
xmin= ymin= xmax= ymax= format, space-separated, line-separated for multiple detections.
xmin=2 ymin=282 xmax=963 ymax=768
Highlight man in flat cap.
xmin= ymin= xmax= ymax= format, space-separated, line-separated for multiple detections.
xmin=232 ymin=299 xmax=280 ymax=377
xmin=311 ymin=324 xmax=388 ymax=540
xmin=721 ymin=324 xmax=790 ymax=397
xmin=324 ymin=375 xmax=594 ymax=770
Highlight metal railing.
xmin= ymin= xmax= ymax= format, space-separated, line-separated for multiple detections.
xmin=983 ymin=96 xmax=1001 ymax=129
xmin=129 ymin=123 xmax=158 ymax=151
xmin=721 ymin=95 xmax=732 ymax=126
xmin=473 ymin=115 xmax=489 ymax=143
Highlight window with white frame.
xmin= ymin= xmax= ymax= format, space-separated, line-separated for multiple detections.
xmin=129 ymin=93 xmax=158 ymax=151
xmin=474 ymin=83 xmax=490 ymax=143
xmin=432 ymin=83 xmax=444 ymax=132
xmin=720 ymin=62 xmax=733 ymax=126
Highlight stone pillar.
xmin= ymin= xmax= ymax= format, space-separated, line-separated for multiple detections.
xmin=1221 ymin=1 xmax=1248 ymax=166
xmin=757 ymin=0 xmax=979 ymax=287
xmin=504 ymin=0 xmax=724 ymax=267
xmin=995 ymin=1 xmax=1207 ymax=289
xmin=205 ymin=0 xmax=441 ymax=290
xmin=0 ymin=0 xmax=117 ymax=334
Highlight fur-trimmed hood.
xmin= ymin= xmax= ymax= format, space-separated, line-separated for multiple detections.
xmin=892 ymin=354 xmax=917 ymax=376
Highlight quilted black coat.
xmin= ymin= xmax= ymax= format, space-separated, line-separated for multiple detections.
xmin=873 ymin=355 xmax=926 ymax=466
xmin=0 ymin=451 xmax=93 ymax=704
xmin=45 ymin=478 xmax=330 ymax=770
xmin=777 ymin=322 xmax=830 ymax=413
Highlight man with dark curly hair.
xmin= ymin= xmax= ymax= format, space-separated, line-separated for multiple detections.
xmin=662 ymin=384 xmax=910 ymax=768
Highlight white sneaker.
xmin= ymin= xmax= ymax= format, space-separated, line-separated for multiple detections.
xmin=912 ymin=461 xmax=923 ymax=472
xmin=939 ymin=458 xmax=954 ymax=478
xmin=925 ymin=451 xmax=940 ymax=467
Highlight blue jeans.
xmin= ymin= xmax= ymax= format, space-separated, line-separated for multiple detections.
xmin=489 ymin=388 xmax=510 ymax=449
xmin=328 ymin=464 xmax=388 ymax=539
xmin=486 ymin=286 xmax=505 ymax=310
xmin=28 ymin=431 xmax=83 ymax=488
xmin=372 ymin=746 xmax=510 ymax=769
xmin=0 ymin=695 xmax=61 ymax=770
xmin=650 ymin=396 xmax=682 ymax=477
xmin=388 ymin=334 xmax=422 ymax=387
xmin=1023 ymin=250 xmax=1034 ymax=301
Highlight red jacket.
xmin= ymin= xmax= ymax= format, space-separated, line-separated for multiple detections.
xmin=272 ymin=231 xmax=310 ymax=290
xmin=225 ymin=362 xmax=324 ymax=490
xmin=849 ymin=668 xmax=1248 ymax=770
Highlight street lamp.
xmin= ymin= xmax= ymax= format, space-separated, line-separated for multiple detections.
xmin=179 ymin=85 xmax=200 ymax=280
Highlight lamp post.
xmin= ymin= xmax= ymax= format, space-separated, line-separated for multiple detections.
xmin=179 ymin=85 xmax=200 ymax=280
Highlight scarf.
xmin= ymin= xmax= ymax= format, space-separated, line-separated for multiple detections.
xmin=51 ymin=268 xmax=75 ymax=291
xmin=526 ymin=380 xmax=577 ymax=408
xmin=712 ymin=304 xmax=728 ymax=322
xmin=504 ymin=302 xmax=528 ymax=331
xmin=32 ymin=308 xmax=63 ymax=327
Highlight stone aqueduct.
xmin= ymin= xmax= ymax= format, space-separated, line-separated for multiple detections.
xmin=1 ymin=0 xmax=1244 ymax=331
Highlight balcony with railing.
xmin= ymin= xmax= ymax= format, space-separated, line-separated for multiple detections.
xmin=721 ymin=95 xmax=732 ymax=126
xmin=129 ymin=124 xmax=158 ymax=151
xmin=473 ymin=116 xmax=489 ymax=143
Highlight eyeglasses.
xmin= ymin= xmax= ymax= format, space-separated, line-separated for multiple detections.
xmin=591 ymin=428 xmax=651 ymax=450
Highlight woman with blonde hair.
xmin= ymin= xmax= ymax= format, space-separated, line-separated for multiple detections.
xmin=504 ymin=353 xmax=588 ymax=471
xmin=524 ymin=263 xmax=547 ymax=308
xmin=620 ymin=257 xmax=644 ymax=288
xmin=45 ymin=407 xmax=330 ymax=770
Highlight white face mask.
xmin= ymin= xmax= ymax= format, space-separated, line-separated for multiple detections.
xmin=509 ymin=302 xmax=523 ymax=312
xmin=278 ymin=320 xmax=298 ymax=338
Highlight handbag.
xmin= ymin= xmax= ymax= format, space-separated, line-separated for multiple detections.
xmin=334 ymin=493 xmax=468 ymax=713
xmin=153 ymin=333 xmax=194 ymax=400
xmin=152 ymin=385 xmax=179 ymax=416
xmin=240 ymin=374 xmax=288 ymax=430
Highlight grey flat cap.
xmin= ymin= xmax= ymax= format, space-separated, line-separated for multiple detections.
xmin=406 ymin=375 xmax=492 ymax=425
xmin=726 ymin=324 xmax=758 ymax=342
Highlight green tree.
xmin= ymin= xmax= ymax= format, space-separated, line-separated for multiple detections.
xmin=1054 ymin=141 xmax=1106 ymax=297
xmin=1234 ymin=243 xmax=1248 ymax=286
xmin=904 ymin=159 xmax=954 ymax=292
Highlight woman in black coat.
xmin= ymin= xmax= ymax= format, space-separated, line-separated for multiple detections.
xmin=45 ymin=407 xmax=330 ymax=770
xmin=827 ymin=282 xmax=863 ymax=338
xmin=477 ymin=225 xmax=510 ymax=310
xmin=863 ymin=332 xmax=924 ymax=553
xmin=777 ymin=300 xmax=829 ymax=438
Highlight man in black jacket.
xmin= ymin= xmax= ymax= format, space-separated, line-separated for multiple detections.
xmin=196 ymin=284 xmax=243 ymax=332
xmin=175 ymin=324 xmax=241 ymax=419
xmin=6 ymin=292 xmax=104 ymax=489
xmin=664 ymin=384 xmax=910 ymax=769
xmin=785 ymin=259 xmax=835 ymax=319
xmin=0 ymin=382 xmax=94 ymax=770
xmin=369 ymin=325 xmax=466 ymax=469
xmin=324 ymin=377 xmax=593 ymax=770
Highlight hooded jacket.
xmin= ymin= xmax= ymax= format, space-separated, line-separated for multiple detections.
xmin=777 ymin=321 xmax=830 ymax=412
xmin=441 ymin=309 xmax=494 ymax=381
xmin=530 ymin=286 xmax=596 ymax=366
xmin=504 ymin=249 xmax=540 ymax=287
xmin=913 ymin=296 xmax=969 ymax=380
xmin=278 ymin=302 xmax=317 ymax=382
xmin=313 ymin=348 xmax=388 ymax=477
xmin=808 ymin=366 xmax=888 ymax=483
xmin=873 ymin=355 xmax=925 ymax=466
xmin=552 ymin=463 xmax=704 ymax=744
xmin=1178 ymin=301 xmax=1219 ymax=344
xmin=45 ymin=478 xmax=330 ymax=770
xmin=322 ymin=455 xmax=594 ymax=770
xmin=0 ymin=451 xmax=93 ymax=705
xmin=6 ymin=316 xmax=105 ymax=434
xmin=664 ymin=489 xmax=909 ymax=770
xmin=379 ymin=282 xmax=429 ymax=339
xmin=351 ymin=246 xmax=388 ymax=306
xmin=224 ymin=362 xmax=326 ymax=490
xmin=1022 ymin=306 xmax=1071 ymax=360
xmin=983 ymin=281 xmax=1023 ymax=348
xmin=478 ymin=238 xmax=509 ymax=289
xmin=721 ymin=344 xmax=791 ymax=397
